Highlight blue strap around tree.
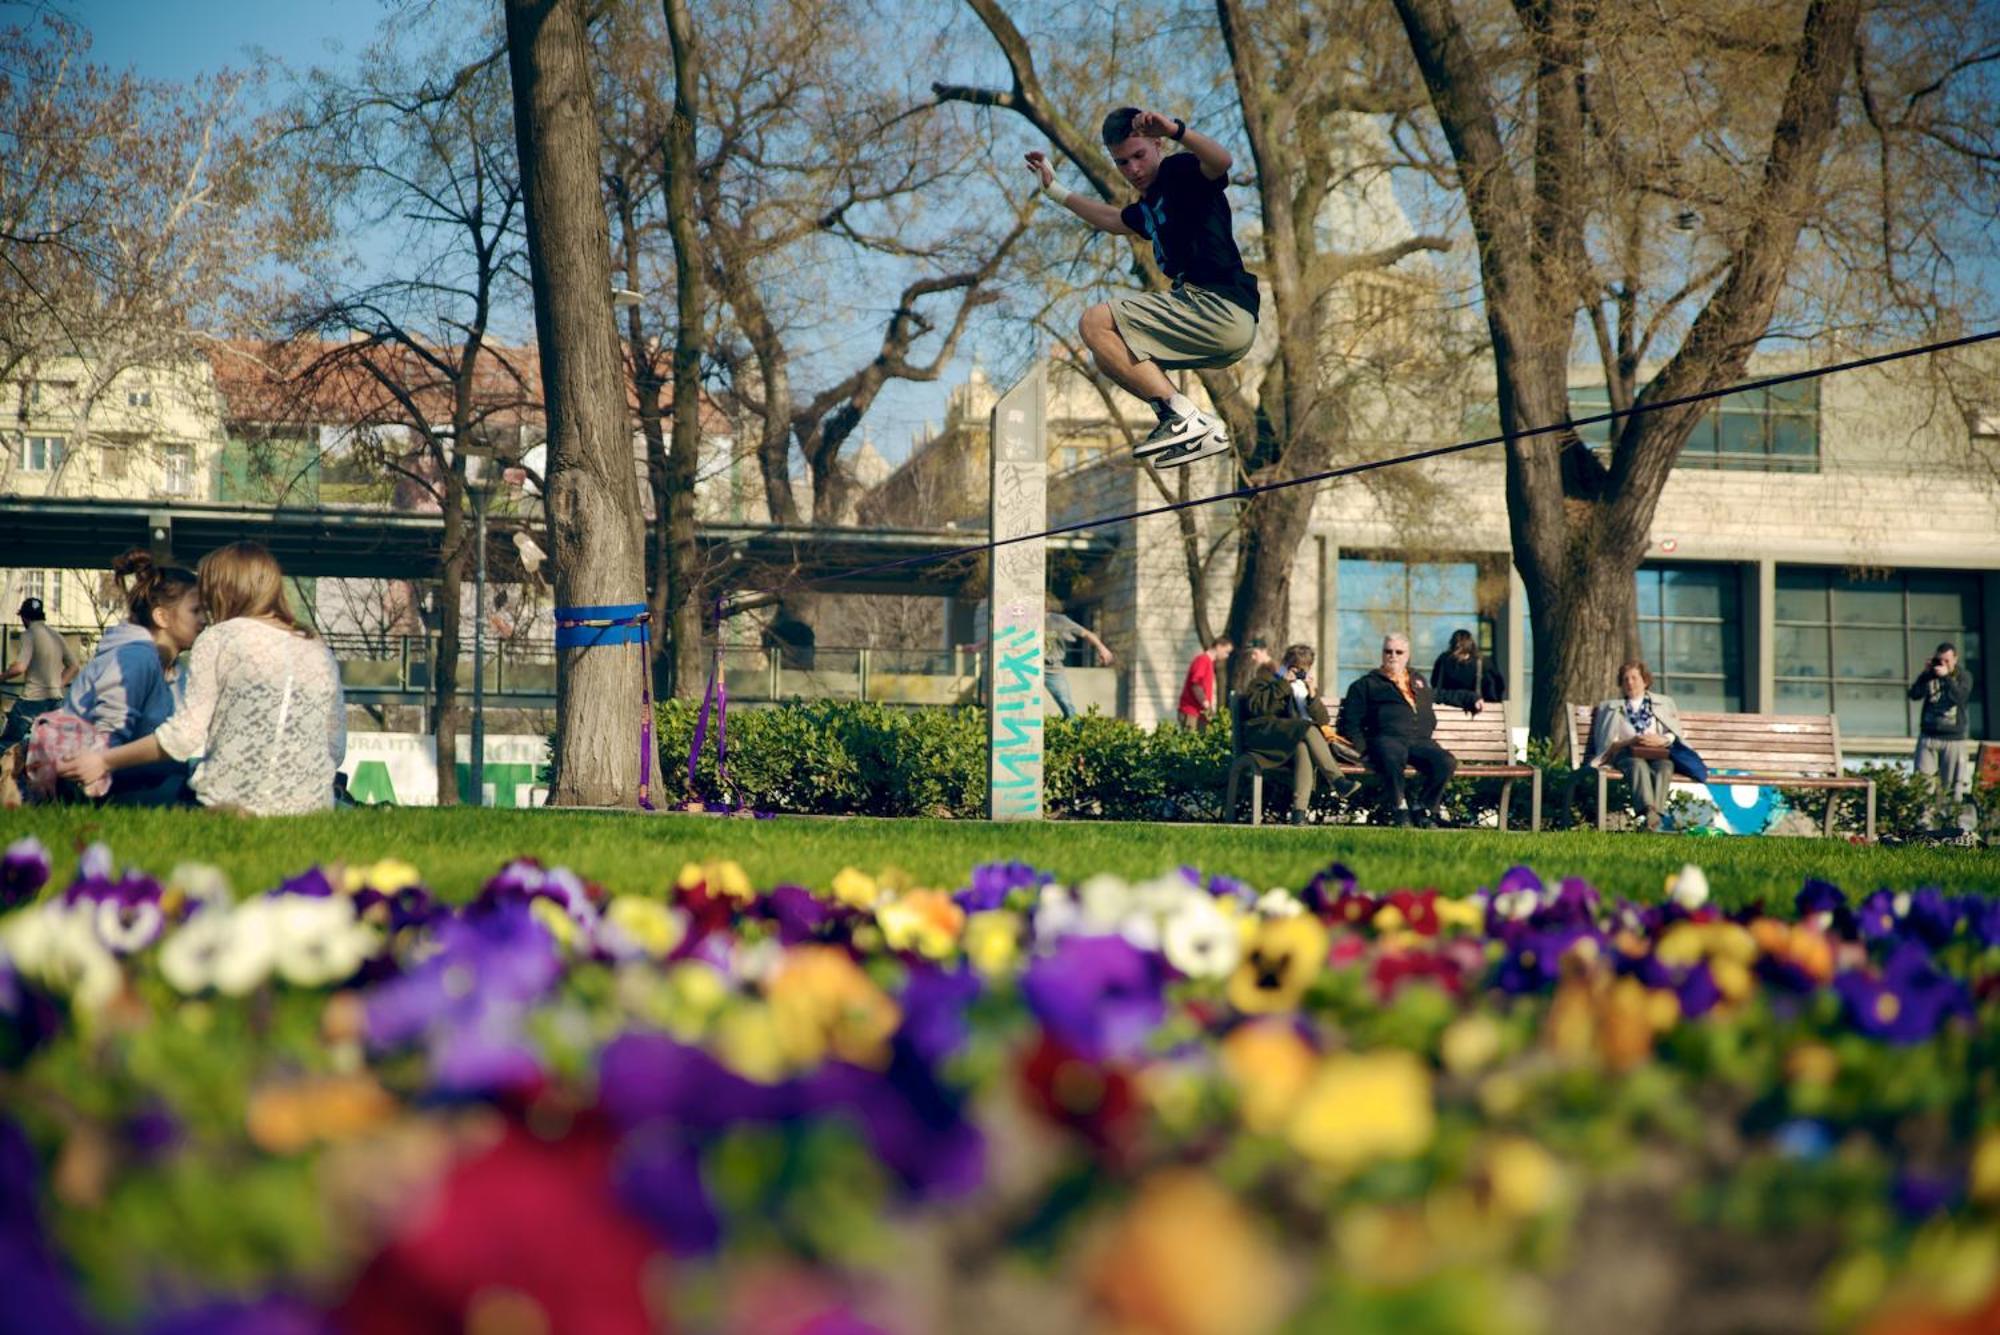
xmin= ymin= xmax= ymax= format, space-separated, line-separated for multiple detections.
xmin=553 ymin=602 xmax=654 ymax=810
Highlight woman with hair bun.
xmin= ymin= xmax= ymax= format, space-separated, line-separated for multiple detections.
xmin=15 ymin=550 xmax=204 ymax=805
xmin=61 ymin=542 xmax=346 ymax=815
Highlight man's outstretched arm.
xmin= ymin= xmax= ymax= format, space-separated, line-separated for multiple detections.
xmin=1024 ymin=150 xmax=1134 ymax=235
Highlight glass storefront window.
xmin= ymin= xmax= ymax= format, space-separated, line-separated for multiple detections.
xmin=1774 ymin=567 xmax=1986 ymax=737
xmin=1335 ymin=558 xmax=1483 ymax=694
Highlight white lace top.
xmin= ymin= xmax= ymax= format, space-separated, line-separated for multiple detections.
xmin=154 ymin=618 xmax=347 ymax=815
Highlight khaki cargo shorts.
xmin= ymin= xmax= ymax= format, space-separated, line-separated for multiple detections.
xmin=1108 ymin=284 xmax=1256 ymax=370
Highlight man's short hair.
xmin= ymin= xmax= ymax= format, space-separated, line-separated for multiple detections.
xmin=1101 ymin=107 xmax=1147 ymax=146
xmin=1281 ymin=643 xmax=1315 ymax=670
xmin=17 ymin=597 xmax=44 ymax=622
xmin=1382 ymin=633 xmax=1410 ymax=650
xmin=1936 ymin=641 xmax=1959 ymax=656
xmin=1209 ymin=635 xmax=1233 ymax=650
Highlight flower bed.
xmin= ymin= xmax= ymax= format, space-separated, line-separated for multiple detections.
xmin=2 ymin=836 xmax=1997 ymax=1333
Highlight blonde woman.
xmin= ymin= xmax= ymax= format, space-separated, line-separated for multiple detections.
xmin=62 ymin=542 xmax=346 ymax=815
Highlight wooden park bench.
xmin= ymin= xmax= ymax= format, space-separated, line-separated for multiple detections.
xmin=1566 ymin=704 xmax=1876 ymax=839
xmin=1225 ymin=695 xmax=1541 ymax=830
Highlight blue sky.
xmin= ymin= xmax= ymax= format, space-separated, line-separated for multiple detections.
xmin=69 ymin=0 xmax=968 ymax=469
xmin=74 ymin=0 xmax=366 ymax=86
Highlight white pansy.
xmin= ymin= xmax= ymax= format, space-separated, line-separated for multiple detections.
xmin=1667 ymin=864 xmax=1710 ymax=912
xmin=1 ymin=902 xmax=122 ymax=1014
xmin=93 ymin=898 xmax=164 ymax=954
xmin=1033 ymin=884 xmax=1083 ymax=942
xmin=1491 ymin=889 xmax=1539 ymax=921
xmin=1255 ymin=888 xmax=1304 ymax=918
xmin=730 ymin=937 xmax=785 ymax=985
xmin=158 ymin=908 xmax=237 ymax=994
xmin=167 ymin=863 xmax=233 ymax=911
xmin=267 ymin=895 xmax=379 ymax=987
xmin=78 ymin=842 xmax=115 ymax=881
xmin=1161 ymin=894 xmax=1241 ymax=979
xmin=205 ymin=901 xmax=277 ymax=996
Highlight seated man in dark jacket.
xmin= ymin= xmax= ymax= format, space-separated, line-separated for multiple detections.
xmin=1337 ymin=632 xmax=1476 ymax=827
xmin=1239 ymin=642 xmax=1359 ymax=825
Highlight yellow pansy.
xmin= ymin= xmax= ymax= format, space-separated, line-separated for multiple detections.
xmin=1220 ymin=1020 xmax=1316 ymax=1136
xmin=765 ymin=945 xmax=902 ymax=1070
xmin=827 ymin=866 xmax=881 ymax=911
xmin=1085 ymin=1170 xmax=1289 ymax=1335
xmin=714 ymin=1003 xmax=792 ymax=1083
xmin=1439 ymin=1012 xmax=1504 ymax=1076
xmin=604 ymin=895 xmax=686 ymax=960
xmin=875 ymin=890 xmax=966 ymax=960
xmin=1286 ymin=1050 xmax=1435 ymax=1174
xmin=342 ymin=858 xmax=422 ymax=895
xmin=1227 ymin=915 xmax=1330 ymax=1015
xmin=963 ymin=911 xmax=1023 ymax=977
xmin=528 ymin=898 xmax=580 ymax=950
xmin=674 ymin=860 xmax=754 ymax=902
xmin=1484 ymin=1137 xmax=1563 ymax=1219
xmin=1434 ymin=896 xmax=1484 ymax=932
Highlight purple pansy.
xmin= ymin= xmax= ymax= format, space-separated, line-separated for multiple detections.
xmin=0 ymin=1117 xmax=93 ymax=1335
xmin=898 ymin=965 xmax=981 ymax=1065
xmin=1021 ymin=935 xmax=1165 ymax=1063
xmin=954 ymin=861 xmax=1047 ymax=914
xmin=0 ymin=837 xmax=52 ymax=910
xmin=764 ymin=883 xmax=840 ymax=943
xmin=363 ymin=902 xmax=562 ymax=1094
xmin=612 ymin=1123 xmax=720 ymax=1254
xmin=1834 ymin=943 xmax=1972 ymax=1043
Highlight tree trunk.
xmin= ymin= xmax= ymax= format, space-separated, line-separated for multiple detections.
xmin=432 ymin=465 xmax=470 ymax=805
xmin=504 ymin=0 xmax=660 ymax=807
xmin=660 ymin=0 xmax=707 ymax=705
xmin=1222 ymin=484 xmax=1317 ymax=689
xmin=1520 ymin=525 xmax=1642 ymax=741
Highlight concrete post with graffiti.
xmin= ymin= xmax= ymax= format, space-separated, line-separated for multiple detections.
xmin=986 ymin=366 xmax=1046 ymax=820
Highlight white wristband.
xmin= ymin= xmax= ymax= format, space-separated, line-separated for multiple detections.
xmin=1041 ymin=176 xmax=1068 ymax=202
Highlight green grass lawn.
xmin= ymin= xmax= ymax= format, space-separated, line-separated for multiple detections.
xmin=5 ymin=806 xmax=1997 ymax=908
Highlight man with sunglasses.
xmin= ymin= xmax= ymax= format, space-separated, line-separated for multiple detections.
xmin=1337 ymin=633 xmax=1476 ymax=827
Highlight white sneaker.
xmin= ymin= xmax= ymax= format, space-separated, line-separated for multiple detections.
xmin=1135 ymin=408 xmax=1216 ymax=457
xmin=1148 ymin=424 xmax=1232 ymax=470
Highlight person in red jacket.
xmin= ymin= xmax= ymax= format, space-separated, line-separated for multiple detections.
xmin=1175 ymin=635 xmax=1233 ymax=728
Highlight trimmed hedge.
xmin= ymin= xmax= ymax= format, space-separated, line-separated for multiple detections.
xmin=655 ymin=700 xmax=1537 ymax=824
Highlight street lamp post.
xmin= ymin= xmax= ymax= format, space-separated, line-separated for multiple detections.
xmin=466 ymin=460 xmax=498 ymax=807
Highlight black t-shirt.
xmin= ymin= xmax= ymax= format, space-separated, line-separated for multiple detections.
xmin=1118 ymin=152 xmax=1260 ymax=319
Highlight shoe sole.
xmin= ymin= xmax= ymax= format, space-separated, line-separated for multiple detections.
xmin=1133 ymin=416 xmax=1213 ymax=457
xmin=1149 ymin=430 xmax=1232 ymax=470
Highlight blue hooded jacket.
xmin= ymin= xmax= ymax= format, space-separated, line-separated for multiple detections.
xmin=62 ymin=623 xmax=179 ymax=747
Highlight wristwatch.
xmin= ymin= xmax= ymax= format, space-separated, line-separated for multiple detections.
xmin=1170 ymin=117 xmax=1187 ymax=141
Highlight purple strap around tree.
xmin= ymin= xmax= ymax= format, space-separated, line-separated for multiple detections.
xmin=689 ymin=656 xmax=718 ymax=793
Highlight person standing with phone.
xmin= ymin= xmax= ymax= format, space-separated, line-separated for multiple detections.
xmin=1910 ymin=642 xmax=1974 ymax=808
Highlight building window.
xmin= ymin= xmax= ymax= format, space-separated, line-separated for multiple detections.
xmin=1774 ymin=567 xmax=1984 ymax=738
xmin=20 ymin=435 xmax=65 ymax=472
xmin=1636 ymin=563 xmax=1743 ymax=711
xmin=1336 ymin=558 xmax=1481 ymax=694
xmin=21 ymin=570 xmax=62 ymax=616
xmin=127 ymin=388 xmax=153 ymax=408
xmin=162 ymin=444 xmax=195 ymax=496
xmin=1572 ymin=381 xmax=1819 ymax=472
xmin=1520 ymin=561 xmax=1744 ymax=709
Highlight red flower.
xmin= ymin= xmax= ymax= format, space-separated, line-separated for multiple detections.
xmin=1370 ymin=949 xmax=1465 ymax=1003
xmin=1328 ymin=891 xmax=1379 ymax=928
xmin=1386 ymin=889 xmax=1442 ymax=937
xmin=336 ymin=1115 xmax=671 ymax=1335
xmin=1018 ymin=1032 xmax=1141 ymax=1163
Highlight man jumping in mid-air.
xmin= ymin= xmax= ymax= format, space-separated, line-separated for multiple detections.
xmin=1026 ymin=107 xmax=1259 ymax=469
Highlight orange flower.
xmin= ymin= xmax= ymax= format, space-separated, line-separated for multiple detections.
xmin=246 ymin=1074 xmax=398 ymax=1155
